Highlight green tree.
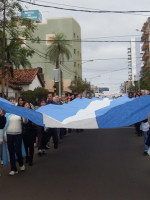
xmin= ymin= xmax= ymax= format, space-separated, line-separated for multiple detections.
xmin=140 ymin=69 xmax=150 ymax=90
xmin=0 ymin=0 xmax=39 ymax=97
xmin=21 ymin=90 xmax=36 ymax=105
xmin=46 ymin=32 xmax=72 ymax=95
xmin=34 ymin=87 xmax=49 ymax=101
xmin=21 ymin=87 xmax=49 ymax=105
xmin=69 ymin=77 xmax=91 ymax=94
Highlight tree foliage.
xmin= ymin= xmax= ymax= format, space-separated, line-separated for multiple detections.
xmin=0 ymin=0 xmax=39 ymax=71
xmin=21 ymin=87 xmax=49 ymax=105
xmin=69 ymin=78 xmax=91 ymax=94
xmin=140 ymin=69 xmax=150 ymax=90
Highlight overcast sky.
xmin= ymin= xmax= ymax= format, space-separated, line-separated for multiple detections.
xmin=20 ymin=0 xmax=150 ymax=94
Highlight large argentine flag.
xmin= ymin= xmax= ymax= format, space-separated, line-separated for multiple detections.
xmin=0 ymin=95 xmax=150 ymax=129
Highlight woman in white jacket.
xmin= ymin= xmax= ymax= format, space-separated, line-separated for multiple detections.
xmin=5 ymin=97 xmax=25 ymax=176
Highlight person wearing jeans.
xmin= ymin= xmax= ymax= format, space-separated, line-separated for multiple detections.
xmin=4 ymin=97 xmax=25 ymax=176
xmin=7 ymin=134 xmax=24 ymax=171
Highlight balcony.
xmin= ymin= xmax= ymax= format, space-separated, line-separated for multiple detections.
xmin=141 ymin=42 xmax=149 ymax=51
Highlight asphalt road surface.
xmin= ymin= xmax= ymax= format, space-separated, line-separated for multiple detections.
xmin=0 ymin=127 xmax=150 ymax=200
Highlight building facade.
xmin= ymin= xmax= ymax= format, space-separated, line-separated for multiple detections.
xmin=25 ymin=16 xmax=82 ymax=93
xmin=127 ymin=37 xmax=142 ymax=83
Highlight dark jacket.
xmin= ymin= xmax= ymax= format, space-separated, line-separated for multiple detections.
xmin=22 ymin=118 xmax=36 ymax=144
xmin=0 ymin=115 xmax=6 ymax=129
xmin=46 ymin=100 xmax=57 ymax=105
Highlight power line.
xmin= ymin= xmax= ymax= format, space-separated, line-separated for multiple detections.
xmin=30 ymin=56 xmax=142 ymax=65
xmin=23 ymin=0 xmax=150 ymax=16
xmin=24 ymin=43 xmax=48 ymax=59
xmin=83 ymin=34 xmax=141 ymax=40
xmin=88 ymin=67 xmax=128 ymax=79
xmin=33 ymin=0 xmax=101 ymax=11
xmin=8 ymin=38 xmax=144 ymax=43
xmin=17 ymin=0 xmax=150 ymax=14
xmin=62 ymin=64 xmax=76 ymax=75
xmin=33 ymin=0 xmax=150 ymax=17
xmin=61 ymin=65 xmax=75 ymax=76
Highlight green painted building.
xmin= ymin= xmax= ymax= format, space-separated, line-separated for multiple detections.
xmin=26 ymin=16 xmax=82 ymax=93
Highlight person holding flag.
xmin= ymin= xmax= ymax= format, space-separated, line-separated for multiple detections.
xmin=0 ymin=109 xmax=6 ymax=176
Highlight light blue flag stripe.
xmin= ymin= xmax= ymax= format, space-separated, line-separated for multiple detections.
xmin=0 ymin=96 xmax=150 ymax=129
xmin=96 ymin=95 xmax=150 ymax=128
xmin=36 ymin=97 xmax=103 ymax=122
xmin=0 ymin=97 xmax=44 ymax=127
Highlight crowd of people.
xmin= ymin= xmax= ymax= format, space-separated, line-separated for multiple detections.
xmin=0 ymin=91 xmax=150 ymax=176
xmin=0 ymin=93 xmax=82 ymax=176
xmin=128 ymin=91 xmax=150 ymax=155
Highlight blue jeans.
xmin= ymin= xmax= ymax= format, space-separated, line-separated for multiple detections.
xmin=143 ymin=131 xmax=149 ymax=152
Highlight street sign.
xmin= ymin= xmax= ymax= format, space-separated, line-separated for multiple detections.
xmin=99 ymin=87 xmax=109 ymax=92
xmin=21 ymin=10 xmax=42 ymax=22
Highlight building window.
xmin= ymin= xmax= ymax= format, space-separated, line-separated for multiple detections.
xmin=74 ymin=49 xmax=76 ymax=54
xmin=46 ymin=34 xmax=55 ymax=45
xmin=74 ymin=62 xmax=76 ymax=67
xmin=73 ymin=33 xmax=76 ymax=39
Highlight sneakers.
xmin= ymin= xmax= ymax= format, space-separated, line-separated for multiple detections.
xmin=9 ymin=165 xmax=25 ymax=175
xmin=9 ymin=171 xmax=18 ymax=176
xmin=38 ymin=149 xmax=42 ymax=156
xmin=42 ymin=149 xmax=46 ymax=155
xmin=20 ymin=165 xmax=25 ymax=171
xmin=46 ymin=144 xmax=50 ymax=149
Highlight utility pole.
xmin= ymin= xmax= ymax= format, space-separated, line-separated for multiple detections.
xmin=59 ymin=58 xmax=61 ymax=97
xmin=1 ymin=0 xmax=6 ymax=98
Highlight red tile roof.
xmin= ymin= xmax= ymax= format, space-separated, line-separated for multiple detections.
xmin=0 ymin=68 xmax=45 ymax=89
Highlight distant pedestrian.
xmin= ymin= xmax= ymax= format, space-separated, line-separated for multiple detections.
xmin=47 ymin=93 xmax=56 ymax=105
xmin=17 ymin=97 xmax=24 ymax=107
xmin=37 ymin=99 xmax=47 ymax=155
xmin=140 ymin=119 xmax=150 ymax=155
xmin=22 ymin=102 xmax=35 ymax=166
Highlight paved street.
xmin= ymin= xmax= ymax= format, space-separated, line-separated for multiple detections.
xmin=0 ymin=127 xmax=150 ymax=200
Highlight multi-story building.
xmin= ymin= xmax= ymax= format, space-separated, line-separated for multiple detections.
xmin=141 ymin=17 xmax=150 ymax=72
xmin=127 ymin=37 xmax=143 ymax=83
xmin=22 ymin=11 xmax=82 ymax=93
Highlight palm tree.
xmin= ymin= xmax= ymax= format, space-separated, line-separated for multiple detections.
xmin=46 ymin=33 xmax=72 ymax=96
